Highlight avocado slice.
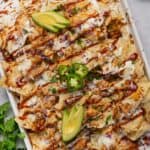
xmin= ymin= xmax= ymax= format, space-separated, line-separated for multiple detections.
xmin=53 ymin=23 xmax=67 ymax=29
xmin=62 ymin=105 xmax=84 ymax=142
xmin=49 ymin=11 xmax=70 ymax=25
xmin=32 ymin=12 xmax=59 ymax=32
xmin=44 ymin=25 xmax=59 ymax=33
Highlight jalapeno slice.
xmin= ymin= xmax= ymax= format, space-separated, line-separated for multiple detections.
xmin=58 ymin=65 xmax=69 ymax=76
xmin=70 ymin=63 xmax=88 ymax=78
xmin=67 ymin=74 xmax=83 ymax=92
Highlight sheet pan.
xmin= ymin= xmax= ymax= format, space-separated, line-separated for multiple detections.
xmin=0 ymin=0 xmax=149 ymax=149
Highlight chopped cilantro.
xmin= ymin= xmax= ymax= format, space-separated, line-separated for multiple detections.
xmin=0 ymin=139 xmax=16 ymax=150
xmin=53 ymin=4 xmax=64 ymax=11
xmin=132 ymin=60 xmax=136 ymax=64
xmin=49 ymin=88 xmax=57 ymax=94
xmin=23 ymin=28 xmax=29 ymax=34
xmin=71 ymin=7 xmax=81 ymax=15
xmin=76 ymin=38 xmax=84 ymax=48
xmin=105 ymin=115 xmax=112 ymax=125
xmin=0 ymin=102 xmax=9 ymax=121
xmin=76 ymin=38 xmax=83 ymax=45
xmin=69 ymin=29 xmax=75 ymax=35
xmin=17 ymin=133 xmax=25 ymax=139
xmin=4 ymin=118 xmax=17 ymax=133
xmin=50 ymin=76 xmax=58 ymax=83
xmin=0 ymin=102 xmax=25 ymax=150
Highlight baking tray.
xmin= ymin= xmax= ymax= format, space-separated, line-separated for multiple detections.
xmin=0 ymin=0 xmax=149 ymax=150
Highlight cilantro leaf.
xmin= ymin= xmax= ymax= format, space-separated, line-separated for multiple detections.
xmin=0 ymin=102 xmax=25 ymax=150
xmin=0 ymin=102 xmax=10 ymax=121
xmin=105 ymin=115 xmax=112 ymax=125
xmin=4 ymin=118 xmax=17 ymax=133
xmin=17 ymin=133 xmax=25 ymax=139
xmin=49 ymin=87 xmax=57 ymax=94
xmin=0 ymin=124 xmax=4 ymax=133
xmin=7 ymin=133 xmax=17 ymax=141
xmin=0 ymin=139 xmax=16 ymax=150
xmin=71 ymin=7 xmax=81 ymax=15
xmin=50 ymin=76 xmax=58 ymax=83
xmin=53 ymin=4 xmax=64 ymax=11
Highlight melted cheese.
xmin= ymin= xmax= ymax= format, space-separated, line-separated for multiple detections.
xmin=122 ymin=97 xmax=134 ymax=104
xmin=18 ymin=59 xmax=32 ymax=73
xmin=82 ymin=51 xmax=93 ymax=64
xmin=91 ymin=134 xmax=115 ymax=149
xmin=53 ymin=15 xmax=104 ymax=51
xmin=114 ymin=47 xmax=123 ymax=57
xmin=114 ymin=80 xmax=126 ymax=88
xmin=22 ymin=0 xmax=32 ymax=8
xmin=7 ymin=31 xmax=28 ymax=53
xmin=35 ymin=72 xmax=50 ymax=86
xmin=40 ymin=0 xmax=48 ymax=12
xmin=98 ymin=135 xmax=114 ymax=149
xmin=0 ymin=0 xmax=20 ymax=29
xmin=26 ymin=96 xmax=38 ymax=107
xmin=35 ymin=78 xmax=47 ymax=86
xmin=81 ymin=15 xmax=104 ymax=31
xmin=53 ymin=39 xmax=69 ymax=51
xmin=23 ymin=20 xmax=34 ymax=33
xmin=28 ymin=114 xmax=36 ymax=122
xmin=103 ymin=62 xmax=119 ymax=74
xmin=122 ymin=61 xmax=135 ymax=80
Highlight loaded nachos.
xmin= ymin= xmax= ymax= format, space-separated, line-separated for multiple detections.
xmin=0 ymin=0 xmax=150 ymax=149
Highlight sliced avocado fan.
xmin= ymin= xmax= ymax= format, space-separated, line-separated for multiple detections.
xmin=32 ymin=11 xmax=70 ymax=33
xmin=62 ymin=105 xmax=84 ymax=142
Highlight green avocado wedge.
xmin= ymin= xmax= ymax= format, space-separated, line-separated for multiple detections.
xmin=48 ymin=11 xmax=70 ymax=25
xmin=32 ymin=11 xmax=70 ymax=32
xmin=32 ymin=12 xmax=59 ymax=32
xmin=53 ymin=23 xmax=66 ymax=29
xmin=62 ymin=105 xmax=84 ymax=142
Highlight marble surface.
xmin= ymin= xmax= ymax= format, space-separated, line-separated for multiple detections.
xmin=0 ymin=0 xmax=150 ymax=113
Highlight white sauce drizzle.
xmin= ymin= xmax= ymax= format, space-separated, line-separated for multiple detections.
xmin=53 ymin=15 xmax=105 ymax=51
xmin=114 ymin=47 xmax=123 ymax=57
xmin=18 ymin=59 xmax=32 ymax=73
xmin=98 ymin=135 xmax=114 ymax=149
xmin=26 ymin=96 xmax=38 ymax=107
xmin=91 ymin=134 xmax=115 ymax=149
xmin=0 ymin=0 xmax=20 ymax=29
xmin=122 ymin=61 xmax=135 ymax=80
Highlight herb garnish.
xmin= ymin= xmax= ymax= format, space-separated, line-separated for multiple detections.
xmin=49 ymin=88 xmax=57 ymax=94
xmin=50 ymin=76 xmax=58 ymax=83
xmin=76 ymin=38 xmax=84 ymax=48
xmin=53 ymin=4 xmax=64 ymax=11
xmin=0 ymin=102 xmax=25 ymax=150
xmin=105 ymin=115 xmax=112 ymax=125
xmin=23 ymin=28 xmax=29 ymax=34
xmin=71 ymin=7 xmax=81 ymax=15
